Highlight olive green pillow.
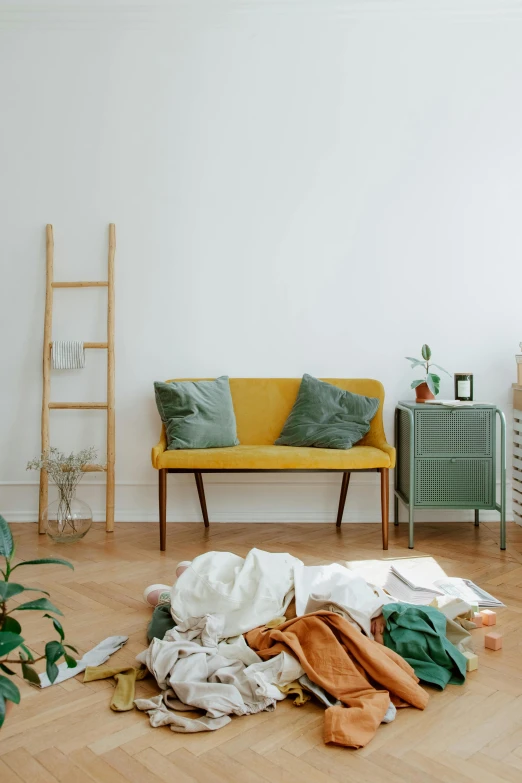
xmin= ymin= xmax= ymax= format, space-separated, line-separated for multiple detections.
xmin=275 ymin=374 xmax=379 ymax=450
xmin=154 ymin=376 xmax=239 ymax=450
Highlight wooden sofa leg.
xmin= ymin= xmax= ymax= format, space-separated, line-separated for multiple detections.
xmin=336 ymin=471 xmax=351 ymax=527
xmin=380 ymin=468 xmax=389 ymax=550
xmin=159 ymin=469 xmax=167 ymax=551
xmin=194 ymin=472 xmax=210 ymax=528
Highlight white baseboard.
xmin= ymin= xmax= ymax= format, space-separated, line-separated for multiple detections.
xmin=1 ymin=474 xmax=515 ymax=524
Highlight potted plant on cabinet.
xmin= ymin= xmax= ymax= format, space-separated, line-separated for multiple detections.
xmin=406 ymin=344 xmax=451 ymax=402
xmin=0 ymin=514 xmax=76 ymax=727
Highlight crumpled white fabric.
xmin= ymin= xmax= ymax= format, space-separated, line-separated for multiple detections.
xmin=295 ymin=563 xmax=392 ymax=638
xmin=244 ymin=652 xmax=304 ymax=701
xmin=170 ymin=548 xmax=302 ymax=638
xmin=135 ymin=614 xmax=302 ymax=733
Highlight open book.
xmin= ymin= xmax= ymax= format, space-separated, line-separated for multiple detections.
xmin=346 ymin=557 xmax=503 ymax=608
xmin=386 ymin=564 xmax=503 ymax=608
xmin=423 ymin=399 xmax=491 ymax=407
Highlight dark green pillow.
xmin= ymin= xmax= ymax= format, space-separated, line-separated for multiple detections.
xmin=154 ymin=376 xmax=239 ymax=450
xmin=275 ymin=374 xmax=379 ymax=450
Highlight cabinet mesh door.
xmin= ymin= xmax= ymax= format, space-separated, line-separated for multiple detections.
xmin=415 ymin=409 xmax=493 ymax=457
xmin=415 ymin=459 xmax=493 ymax=506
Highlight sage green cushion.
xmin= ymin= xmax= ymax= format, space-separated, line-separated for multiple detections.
xmin=275 ymin=374 xmax=379 ymax=450
xmin=154 ymin=376 xmax=239 ymax=450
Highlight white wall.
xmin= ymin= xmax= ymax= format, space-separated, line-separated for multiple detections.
xmin=1 ymin=0 xmax=521 ymax=525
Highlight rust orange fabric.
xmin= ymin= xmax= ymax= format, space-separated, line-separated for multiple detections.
xmin=245 ymin=611 xmax=429 ymax=749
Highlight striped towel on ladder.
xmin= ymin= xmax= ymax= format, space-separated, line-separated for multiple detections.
xmin=52 ymin=341 xmax=85 ymax=369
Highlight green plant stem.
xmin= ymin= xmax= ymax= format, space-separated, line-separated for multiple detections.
xmin=0 ymin=655 xmax=45 ymax=665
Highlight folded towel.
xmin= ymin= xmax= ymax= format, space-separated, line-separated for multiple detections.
xmin=52 ymin=340 xmax=85 ymax=369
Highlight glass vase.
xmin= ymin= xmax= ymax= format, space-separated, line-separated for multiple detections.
xmin=45 ymin=494 xmax=92 ymax=543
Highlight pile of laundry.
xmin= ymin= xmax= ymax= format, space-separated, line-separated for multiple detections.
xmin=125 ymin=548 xmax=473 ymax=749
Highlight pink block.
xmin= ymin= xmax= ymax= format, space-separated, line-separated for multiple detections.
xmin=473 ymin=612 xmax=483 ymax=627
xmin=480 ymin=610 xmax=496 ymax=626
xmin=485 ymin=632 xmax=502 ymax=651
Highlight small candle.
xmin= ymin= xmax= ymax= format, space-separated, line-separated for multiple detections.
xmin=454 ymin=373 xmax=473 ymax=401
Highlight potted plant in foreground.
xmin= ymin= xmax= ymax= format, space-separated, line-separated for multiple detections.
xmin=406 ymin=344 xmax=451 ymax=402
xmin=0 ymin=514 xmax=76 ymax=727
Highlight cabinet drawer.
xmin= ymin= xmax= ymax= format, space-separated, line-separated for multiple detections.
xmin=415 ymin=409 xmax=493 ymax=458
xmin=415 ymin=458 xmax=493 ymax=507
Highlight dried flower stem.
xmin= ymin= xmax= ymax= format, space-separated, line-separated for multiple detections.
xmin=27 ymin=447 xmax=103 ymax=533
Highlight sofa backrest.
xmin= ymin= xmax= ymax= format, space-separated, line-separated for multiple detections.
xmin=164 ymin=378 xmax=386 ymax=447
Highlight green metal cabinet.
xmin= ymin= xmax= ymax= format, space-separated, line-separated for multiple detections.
xmin=394 ymin=402 xmax=506 ymax=550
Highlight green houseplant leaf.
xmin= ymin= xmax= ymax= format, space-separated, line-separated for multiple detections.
xmin=429 ymin=363 xmax=452 ymax=377
xmin=426 ymin=373 xmax=441 ymax=396
xmin=405 ymin=357 xmax=426 ymax=369
xmin=45 ymin=640 xmax=66 ymax=684
xmin=44 ymin=614 xmax=64 ymax=641
xmin=0 ymin=515 xmax=14 ymax=559
xmin=64 ymin=654 xmax=77 ymax=668
xmin=0 ymin=675 xmax=21 ymax=705
xmin=0 ymin=584 xmax=49 ymax=601
xmin=14 ymin=598 xmax=63 ymax=615
xmin=1 ymin=618 xmax=21 ymax=635
xmin=0 ymin=632 xmax=24 ymax=657
xmin=421 ymin=344 xmax=432 ymax=361
xmin=19 ymin=645 xmax=34 ymax=662
xmin=411 ymin=379 xmax=425 ymax=389
xmin=11 ymin=558 xmax=74 ymax=572
xmin=21 ymin=662 xmax=40 ymax=686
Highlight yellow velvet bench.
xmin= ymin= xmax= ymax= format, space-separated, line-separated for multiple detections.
xmin=152 ymin=378 xmax=396 ymax=551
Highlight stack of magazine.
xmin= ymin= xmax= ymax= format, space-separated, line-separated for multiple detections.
xmin=384 ymin=563 xmax=503 ymax=608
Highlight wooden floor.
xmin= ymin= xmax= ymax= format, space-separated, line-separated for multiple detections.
xmin=1 ymin=520 xmax=522 ymax=782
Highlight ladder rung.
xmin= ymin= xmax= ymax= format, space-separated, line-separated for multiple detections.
xmin=48 ymin=342 xmax=108 ymax=349
xmin=52 ymin=281 xmax=108 ymax=288
xmin=49 ymin=402 xmax=108 ymax=409
xmin=82 ymin=464 xmax=108 ymax=472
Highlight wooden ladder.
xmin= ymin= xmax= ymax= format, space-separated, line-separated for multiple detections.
xmin=38 ymin=224 xmax=116 ymax=534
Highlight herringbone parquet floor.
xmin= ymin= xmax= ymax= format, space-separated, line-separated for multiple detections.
xmin=2 ymin=520 xmax=522 ymax=782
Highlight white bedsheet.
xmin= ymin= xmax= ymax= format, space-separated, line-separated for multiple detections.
xmin=170 ymin=548 xmax=302 ymax=638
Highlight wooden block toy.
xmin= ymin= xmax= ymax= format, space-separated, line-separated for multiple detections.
xmin=473 ymin=612 xmax=483 ymax=627
xmin=462 ymin=650 xmax=478 ymax=671
xmin=480 ymin=610 xmax=496 ymax=626
xmin=484 ymin=632 xmax=502 ymax=651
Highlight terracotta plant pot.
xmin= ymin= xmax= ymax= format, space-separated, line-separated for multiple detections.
xmin=415 ymin=382 xmax=435 ymax=403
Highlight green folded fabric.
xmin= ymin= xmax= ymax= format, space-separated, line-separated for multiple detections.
xmin=275 ymin=374 xmax=379 ymax=449
xmin=154 ymin=376 xmax=239 ymax=450
xmin=382 ymin=603 xmax=467 ymax=690
xmin=147 ymin=602 xmax=175 ymax=642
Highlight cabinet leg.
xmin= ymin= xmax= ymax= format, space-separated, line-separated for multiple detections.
xmin=408 ymin=504 xmax=414 ymax=549
xmin=474 ymin=509 xmax=479 ymax=527
xmin=394 ymin=495 xmax=399 ymax=526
